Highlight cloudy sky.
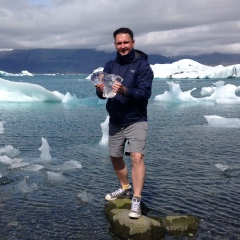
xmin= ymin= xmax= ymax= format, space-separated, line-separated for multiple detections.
xmin=1 ymin=0 xmax=240 ymax=56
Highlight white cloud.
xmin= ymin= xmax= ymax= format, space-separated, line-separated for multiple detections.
xmin=0 ymin=0 xmax=240 ymax=56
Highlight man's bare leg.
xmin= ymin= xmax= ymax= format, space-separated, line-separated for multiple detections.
xmin=110 ymin=156 xmax=129 ymax=186
xmin=131 ymin=152 xmax=145 ymax=196
xmin=105 ymin=156 xmax=130 ymax=201
xmin=128 ymin=152 xmax=145 ymax=218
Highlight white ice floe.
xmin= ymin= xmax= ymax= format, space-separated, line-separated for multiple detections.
xmin=78 ymin=190 xmax=94 ymax=202
xmin=22 ymin=164 xmax=44 ymax=171
xmin=154 ymin=81 xmax=197 ymax=103
xmin=8 ymin=161 xmax=30 ymax=169
xmin=204 ymin=115 xmax=240 ymax=128
xmin=0 ymin=121 xmax=6 ymax=134
xmin=15 ymin=176 xmax=38 ymax=193
xmin=99 ymin=116 xmax=109 ymax=146
xmin=39 ymin=137 xmax=51 ymax=160
xmin=62 ymin=92 xmax=79 ymax=104
xmin=46 ymin=171 xmax=67 ymax=182
xmin=0 ymin=70 xmax=33 ymax=77
xmin=49 ymin=160 xmax=82 ymax=171
xmin=0 ymin=152 xmax=31 ymax=169
xmin=215 ymin=163 xmax=229 ymax=171
xmin=59 ymin=160 xmax=82 ymax=170
xmin=0 ymin=145 xmax=20 ymax=158
xmin=0 ymin=155 xmax=14 ymax=165
xmin=154 ymin=81 xmax=240 ymax=104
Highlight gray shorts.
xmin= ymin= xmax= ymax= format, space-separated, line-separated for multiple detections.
xmin=109 ymin=121 xmax=148 ymax=158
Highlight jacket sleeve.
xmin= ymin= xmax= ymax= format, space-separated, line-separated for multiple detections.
xmin=125 ymin=61 xmax=154 ymax=101
xmin=96 ymin=88 xmax=106 ymax=99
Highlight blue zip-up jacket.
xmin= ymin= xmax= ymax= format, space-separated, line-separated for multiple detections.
xmin=96 ymin=48 xmax=154 ymax=125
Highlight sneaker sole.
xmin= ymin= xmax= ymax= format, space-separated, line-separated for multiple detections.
xmin=105 ymin=196 xmax=117 ymax=201
xmin=105 ymin=195 xmax=131 ymax=201
xmin=129 ymin=212 xmax=141 ymax=219
xmin=105 ymin=189 xmax=131 ymax=201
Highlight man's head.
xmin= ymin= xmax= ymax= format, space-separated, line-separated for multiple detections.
xmin=113 ymin=27 xmax=135 ymax=56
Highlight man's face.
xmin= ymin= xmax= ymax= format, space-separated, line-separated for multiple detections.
xmin=114 ymin=33 xmax=135 ymax=56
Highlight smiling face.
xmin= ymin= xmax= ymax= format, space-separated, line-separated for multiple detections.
xmin=114 ymin=33 xmax=135 ymax=56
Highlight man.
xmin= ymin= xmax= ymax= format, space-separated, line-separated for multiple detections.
xmin=95 ymin=27 xmax=153 ymax=219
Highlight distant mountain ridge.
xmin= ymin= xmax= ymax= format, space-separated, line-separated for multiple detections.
xmin=0 ymin=49 xmax=239 ymax=74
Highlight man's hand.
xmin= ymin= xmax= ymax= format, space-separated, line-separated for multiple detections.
xmin=95 ymin=83 xmax=105 ymax=93
xmin=112 ymin=81 xmax=127 ymax=95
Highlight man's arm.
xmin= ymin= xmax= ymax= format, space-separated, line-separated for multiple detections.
xmin=112 ymin=62 xmax=153 ymax=100
xmin=95 ymin=83 xmax=106 ymax=99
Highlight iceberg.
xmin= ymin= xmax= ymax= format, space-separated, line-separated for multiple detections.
xmin=154 ymin=81 xmax=197 ymax=103
xmin=0 ymin=77 xmax=64 ymax=102
xmin=0 ymin=70 xmax=16 ymax=77
xmin=154 ymin=81 xmax=240 ymax=104
xmin=39 ymin=137 xmax=51 ymax=160
xmin=21 ymin=70 xmax=34 ymax=76
xmin=151 ymin=59 xmax=240 ymax=79
xmin=0 ymin=70 xmax=34 ymax=77
xmin=0 ymin=77 xmax=86 ymax=104
xmin=204 ymin=115 xmax=240 ymax=128
xmin=62 ymin=92 xmax=79 ymax=104
xmin=88 ymin=59 xmax=240 ymax=79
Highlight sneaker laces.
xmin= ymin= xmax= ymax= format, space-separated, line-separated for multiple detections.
xmin=131 ymin=198 xmax=140 ymax=212
xmin=111 ymin=188 xmax=125 ymax=197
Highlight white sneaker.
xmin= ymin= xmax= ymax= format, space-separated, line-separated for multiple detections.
xmin=105 ymin=186 xmax=131 ymax=201
xmin=129 ymin=196 xmax=141 ymax=219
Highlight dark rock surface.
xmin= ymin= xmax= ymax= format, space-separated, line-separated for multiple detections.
xmin=104 ymin=199 xmax=199 ymax=240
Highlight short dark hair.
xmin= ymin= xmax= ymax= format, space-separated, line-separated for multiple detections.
xmin=113 ymin=27 xmax=134 ymax=40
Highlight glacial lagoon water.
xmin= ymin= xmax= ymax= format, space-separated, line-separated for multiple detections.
xmin=0 ymin=74 xmax=240 ymax=239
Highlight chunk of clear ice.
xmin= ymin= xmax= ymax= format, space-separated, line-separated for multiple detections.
xmin=91 ymin=71 xmax=123 ymax=98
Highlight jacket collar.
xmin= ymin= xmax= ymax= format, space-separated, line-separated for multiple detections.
xmin=116 ymin=49 xmax=135 ymax=64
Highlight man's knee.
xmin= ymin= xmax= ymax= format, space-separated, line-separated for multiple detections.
xmin=131 ymin=152 xmax=144 ymax=164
